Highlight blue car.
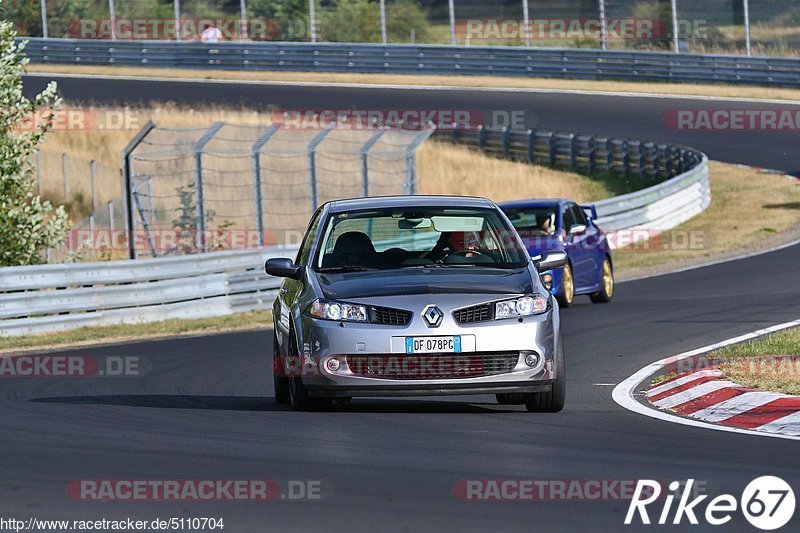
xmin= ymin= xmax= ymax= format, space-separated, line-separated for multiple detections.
xmin=499 ymin=199 xmax=614 ymax=307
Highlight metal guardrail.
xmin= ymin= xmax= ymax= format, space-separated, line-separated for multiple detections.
xmin=1 ymin=125 xmax=708 ymax=337
xmin=434 ymin=126 xmax=710 ymax=236
xmin=20 ymin=38 xmax=800 ymax=88
xmin=0 ymin=248 xmax=294 ymax=337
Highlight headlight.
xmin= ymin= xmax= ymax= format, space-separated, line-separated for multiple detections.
xmin=307 ymin=299 xmax=368 ymax=322
xmin=495 ymin=295 xmax=548 ymax=319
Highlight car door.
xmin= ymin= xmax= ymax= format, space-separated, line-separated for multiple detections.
xmin=563 ymin=203 xmax=595 ymax=290
xmin=276 ymin=209 xmax=322 ymax=348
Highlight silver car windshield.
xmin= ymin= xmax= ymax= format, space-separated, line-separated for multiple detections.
xmin=315 ymin=207 xmax=528 ymax=271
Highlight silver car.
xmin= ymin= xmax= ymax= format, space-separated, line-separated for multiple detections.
xmin=266 ymin=196 xmax=568 ymax=412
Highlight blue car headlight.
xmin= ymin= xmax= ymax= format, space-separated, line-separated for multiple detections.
xmin=307 ymin=299 xmax=368 ymax=322
xmin=495 ymin=295 xmax=548 ymax=319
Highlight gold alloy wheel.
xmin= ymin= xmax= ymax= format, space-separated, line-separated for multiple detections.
xmin=602 ymin=259 xmax=614 ymax=298
xmin=562 ymin=265 xmax=574 ymax=305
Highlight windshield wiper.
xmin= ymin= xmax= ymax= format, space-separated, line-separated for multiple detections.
xmin=317 ymin=265 xmax=378 ymax=273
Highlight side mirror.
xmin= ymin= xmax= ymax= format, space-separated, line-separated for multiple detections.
xmin=265 ymin=258 xmax=302 ymax=280
xmin=533 ymin=251 xmax=568 ymax=272
xmin=569 ymin=224 xmax=587 ymax=236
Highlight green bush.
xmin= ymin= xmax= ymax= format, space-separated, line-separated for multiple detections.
xmin=0 ymin=4 xmax=70 ymax=266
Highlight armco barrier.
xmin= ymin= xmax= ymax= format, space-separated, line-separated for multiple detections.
xmin=19 ymin=38 xmax=800 ymax=88
xmin=0 ymin=130 xmax=708 ymax=337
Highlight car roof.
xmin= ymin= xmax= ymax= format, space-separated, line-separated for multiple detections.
xmin=327 ymin=195 xmax=494 ymax=213
xmin=498 ymin=198 xmax=571 ymax=209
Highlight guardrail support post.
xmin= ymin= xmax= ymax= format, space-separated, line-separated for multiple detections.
xmin=478 ymin=125 xmax=486 ymax=152
xmin=307 ymin=126 xmax=333 ymax=212
xmin=526 ymin=129 xmax=534 ymax=163
xmin=502 ymin=127 xmax=510 ymax=158
xmin=251 ymin=125 xmax=280 ymax=248
xmin=121 ymin=120 xmax=155 ymax=260
xmin=360 ymin=129 xmax=386 ymax=197
xmin=192 ymin=122 xmax=224 ymax=253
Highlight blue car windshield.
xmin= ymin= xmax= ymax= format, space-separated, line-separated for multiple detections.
xmin=502 ymin=207 xmax=558 ymax=237
xmin=315 ymin=207 xmax=529 ymax=271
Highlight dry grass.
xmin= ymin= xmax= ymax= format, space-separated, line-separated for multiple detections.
xmin=614 ymin=162 xmax=800 ymax=274
xmin=712 ymin=327 xmax=800 ymax=395
xmin=416 ymin=142 xmax=609 ymax=203
xmin=0 ymin=310 xmax=273 ymax=355
xmin=27 ymin=64 xmax=800 ymax=102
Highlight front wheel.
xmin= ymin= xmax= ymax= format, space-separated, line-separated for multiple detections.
xmin=590 ymin=258 xmax=614 ymax=303
xmin=556 ymin=263 xmax=574 ymax=308
xmin=524 ymin=339 xmax=566 ymax=413
xmin=289 ymin=376 xmax=331 ymax=412
xmin=273 ymin=336 xmax=290 ymax=404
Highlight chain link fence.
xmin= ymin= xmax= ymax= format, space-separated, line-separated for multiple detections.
xmin=5 ymin=1 xmax=797 ymax=56
xmin=123 ymin=121 xmax=432 ymax=258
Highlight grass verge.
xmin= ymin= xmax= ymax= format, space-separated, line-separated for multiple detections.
xmin=711 ymin=327 xmax=800 ymax=395
xmin=0 ymin=310 xmax=273 ymax=355
xmin=614 ymin=163 xmax=800 ymax=278
xmin=27 ymin=64 xmax=800 ymax=102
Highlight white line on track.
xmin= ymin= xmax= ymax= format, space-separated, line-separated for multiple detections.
xmin=612 ymin=318 xmax=800 ymax=441
xmin=24 ymin=72 xmax=800 ymax=106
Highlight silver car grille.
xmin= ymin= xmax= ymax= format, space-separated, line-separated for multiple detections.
xmin=345 ymin=352 xmax=519 ymax=380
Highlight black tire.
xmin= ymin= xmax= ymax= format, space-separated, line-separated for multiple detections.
xmin=289 ymin=375 xmax=331 ymax=412
xmin=272 ymin=335 xmax=291 ymax=405
xmin=524 ymin=340 xmax=566 ymax=413
xmin=555 ymin=263 xmax=574 ymax=308
xmin=495 ymin=393 xmax=525 ymax=405
xmin=284 ymin=326 xmax=331 ymax=412
xmin=590 ymin=257 xmax=614 ymax=304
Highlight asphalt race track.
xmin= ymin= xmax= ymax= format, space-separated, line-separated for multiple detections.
xmin=9 ymin=74 xmax=800 ymax=530
xmin=2 ymin=243 xmax=799 ymax=530
xmin=22 ymin=74 xmax=800 ymax=174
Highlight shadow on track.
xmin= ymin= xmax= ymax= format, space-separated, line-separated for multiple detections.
xmin=30 ymin=395 xmax=516 ymax=413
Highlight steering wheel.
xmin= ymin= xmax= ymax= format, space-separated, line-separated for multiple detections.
xmin=442 ymin=249 xmax=485 ymax=261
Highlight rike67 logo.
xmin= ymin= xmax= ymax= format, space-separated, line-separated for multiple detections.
xmin=626 ymin=477 xmax=795 ymax=530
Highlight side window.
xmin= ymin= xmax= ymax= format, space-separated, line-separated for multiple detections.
xmin=295 ymin=210 xmax=323 ymax=265
xmin=571 ymin=205 xmax=587 ymax=226
xmin=562 ymin=205 xmax=575 ymax=232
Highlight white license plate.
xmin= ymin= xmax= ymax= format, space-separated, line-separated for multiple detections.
xmin=405 ymin=336 xmax=461 ymax=354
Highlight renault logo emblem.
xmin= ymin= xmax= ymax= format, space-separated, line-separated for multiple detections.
xmin=421 ymin=305 xmax=443 ymax=328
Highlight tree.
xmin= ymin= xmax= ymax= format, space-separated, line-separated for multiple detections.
xmin=319 ymin=0 xmax=431 ymax=43
xmin=0 ymin=4 xmax=70 ymax=266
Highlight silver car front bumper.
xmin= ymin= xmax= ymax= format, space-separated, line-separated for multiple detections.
xmin=290 ymin=294 xmax=561 ymax=398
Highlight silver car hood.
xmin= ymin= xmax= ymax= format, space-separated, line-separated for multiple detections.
xmin=316 ymin=267 xmax=534 ymax=300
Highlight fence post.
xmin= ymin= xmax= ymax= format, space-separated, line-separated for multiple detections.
xmin=108 ymin=201 xmax=115 ymax=234
xmin=40 ymin=0 xmax=48 ymax=38
xmin=598 ymin=0 xmax=607 ymax=50
xmin=743 ymin=0 xmax=752 ymax=56
xmin=193 ymin=122 xmax=224 ymax=253
xmin=502 ymin=127 xmax=510 ymax=158
xmin=239 ymin=0 xmax=248 ymax=40
xmin=522 ymin=0 xmax=530 ymax=47
xmin=108 ymin=0 xmax=117 ymax=40
xmin=61 ymin=153 xmax=69 ymax=204
xmin=251 ymin=124 xmax=280 ymax=248
xmin=309 ymin=0 xmax=317 ymax=43
xmin=360 ymin=130 xmax=386 ymax=197
xmin=478 ymin=125 xmax=486 ymax=151
xmin=670 ymin=0 xmax=679 ymax=53
xmin=121 ymin=121 xmax=156 ymax=259
xmin=307 ymin=126 xmax=333 ymax=213
xmin=405 ymin=129 xmax=434 ymax=195
xmin=174 ymin=0 xmax=181 ymax=41
xmin=90 ymin=160 xmax=97 ymax=214
xmin=379 ymin=0 xmax=387 ymax=44
xmin=448 ymin=0 xmax=456 ymax=45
